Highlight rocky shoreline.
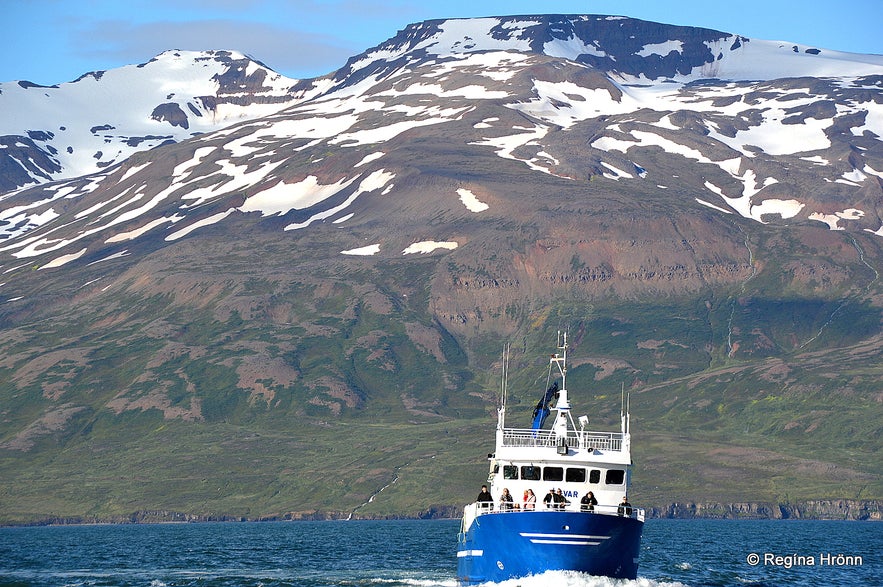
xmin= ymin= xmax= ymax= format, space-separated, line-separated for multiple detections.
xmin=645 ymin=499 xmax=883 ymax=521
xmin=5 ymin=499 xmax=881 ymax=526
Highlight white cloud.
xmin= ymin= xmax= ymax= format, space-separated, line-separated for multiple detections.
xmin=74 ymin=17 xmax=357 ymax=80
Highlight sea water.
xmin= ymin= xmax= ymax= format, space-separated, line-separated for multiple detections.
xmin=0 ymin=518 xmax=879 ymax=586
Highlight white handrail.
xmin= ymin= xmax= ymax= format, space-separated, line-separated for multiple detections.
xmin=500 ymin=428 xmax=624 ymax=451
xmin=469 ymin=500 xmax=645 ymax=521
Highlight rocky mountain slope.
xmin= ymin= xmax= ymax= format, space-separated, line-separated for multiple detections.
xmin=0 ymin=15 xmax=881 ymax=524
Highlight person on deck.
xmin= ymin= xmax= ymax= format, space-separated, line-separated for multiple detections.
xmin=543 ymin=488 xmax=555 ymax=509
xmin=554 ymin=488 xmax=570 ymax=510
xmin=617 ymin=495 xmax=632 ymax=516
xmin=580 ymin=491 xmax=598 ymax=512
xmin=500 ymin=488 xmax=514 ymax=510
xmin=524 ymin=489 xmax=536 ymax=510
xmin=477 ymin=485 xmax=493 ymax=510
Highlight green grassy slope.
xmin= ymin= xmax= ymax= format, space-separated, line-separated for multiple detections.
xmin=1 ymin=218 xmax=881 ymax=524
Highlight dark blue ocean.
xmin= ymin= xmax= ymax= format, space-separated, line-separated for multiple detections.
xmin=0 ymin=519 xmax=879 ymax=587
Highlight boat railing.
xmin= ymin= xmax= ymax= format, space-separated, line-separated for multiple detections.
xmin=501 ymin=428 xmax=624 ymax=452
xmin=467 ymin=501 xmax=645 ymax=522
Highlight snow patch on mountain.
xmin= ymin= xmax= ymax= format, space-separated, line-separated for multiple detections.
xmin=511 ymin=80 xmax=634 ymax=128
xmin=166 ymin=209 xmax=236 ymax=241
xmin=601 ymin=162 xmax=634 ymax=180
xmin=710 ymin=110 xmax=833 ymax=156
xmin=457 ymin=188 xmax=489 ymax=212
xmin=284 ymin=169 xmax=396 ymax=231
xmin=469 ymin=124 xmax=553 ymax=174
xmin=809 ymin=209 xmax=865 ymax=230
xmin=43 ymin=248 xmax=87 ymax=269
xmin=637 ymin=40 xmax=684 ymax=58
xmin=341 ymin=244 xmax=381 ymax=256
xmin=355 ymin=152 xmax=386 ymax=167
xmin=106 ymin=218 xmax=176 ymax=243
xmin=241 ymin=176 xmax=357 ymax=217
xmin=403 ymin=241 xmax=459 ymax=254
xmin=425 ymin=52 xmax=532 ymax=82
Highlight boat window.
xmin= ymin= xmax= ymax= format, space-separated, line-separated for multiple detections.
xmin=503 ymin=465 xmax=518 ymax=479
xmin=543 ymin=466 xmax=563 ymax=481
xmin=566 ymin=467 xmax=586 ymax=482
xmin=605 ymin=469 xmax=625 ymax=485
xmin=589 ymin=469 xmax=601 ymax=484
xmin=521 ymin=466 xmax=541 ymax=481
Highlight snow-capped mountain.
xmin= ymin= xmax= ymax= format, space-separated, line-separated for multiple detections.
xmin=337 ymin=14 xmax=882 ymax=82
xmin=0 ymin=49 xmax=327 ymax=192
xmin=1 ymin=14 xmax=882 ymax=273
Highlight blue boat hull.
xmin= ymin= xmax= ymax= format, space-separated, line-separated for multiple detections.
xmin=457 ymin=511 xmax=643 ymax=584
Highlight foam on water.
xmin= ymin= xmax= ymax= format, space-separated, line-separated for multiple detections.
xmin=472 ymin=570 xmax=688 ymax=587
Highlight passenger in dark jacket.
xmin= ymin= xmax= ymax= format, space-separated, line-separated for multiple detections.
xmin=477 ymin=485 xmax=493 ymax=509
xmin=580 ymin=491 xmax=598 ymax=512
xmin=554 ymin=488 xmax=570 ymax=510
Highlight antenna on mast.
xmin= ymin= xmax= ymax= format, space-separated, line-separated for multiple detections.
xmin=626 ymin=389 xmax=631 ymax=435
xmin=500 ymin=343 xmax=506 ymax=404
xmin=620 ymin=382 xmax=626 ymax=435
xmin=498 ymin=343 xmax=510 ymax=429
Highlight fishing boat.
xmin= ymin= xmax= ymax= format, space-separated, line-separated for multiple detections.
xmin=456 ymin=333 xmax=644 ymax=584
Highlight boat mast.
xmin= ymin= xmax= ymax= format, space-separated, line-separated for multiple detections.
xmin=497 ymin=343 xmax=510 ymax=431
xmin=550 ymin=331 xmax=572 ymax=439
xmin=621 ymin=382 xmax=631 ymax=454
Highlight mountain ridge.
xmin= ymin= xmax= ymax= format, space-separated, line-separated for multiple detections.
xmin=0 ymin=49 xmax=322 ymax=191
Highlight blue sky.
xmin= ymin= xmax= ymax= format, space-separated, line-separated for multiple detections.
xmin=2 ymin=0 xmax=881 ymax=85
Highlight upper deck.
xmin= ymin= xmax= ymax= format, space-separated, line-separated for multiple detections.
xmin=495 ymin=425 xmax=631 ymax=467
xmin=500 ymin=428 xmax=625 ymax=452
